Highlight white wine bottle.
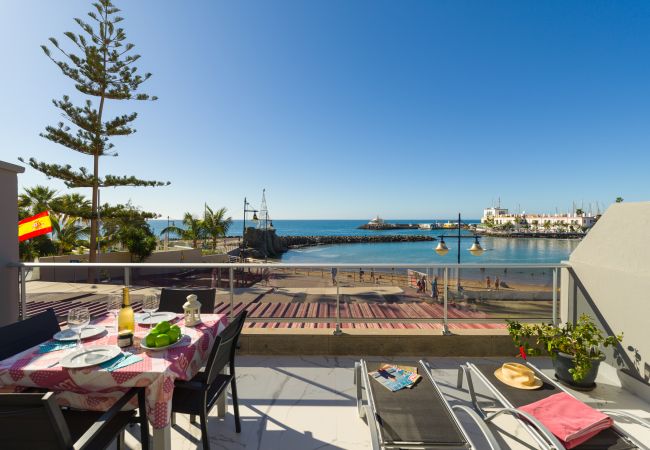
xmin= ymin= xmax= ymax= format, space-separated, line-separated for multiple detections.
xmin=118 ymin=286 xmax=135 ymax=333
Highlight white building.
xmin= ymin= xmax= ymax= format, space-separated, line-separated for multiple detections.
xmin=481 ymin=206 xmax=597 ymax=229
xmin=367 ymin=216 xmax=385 ymax=226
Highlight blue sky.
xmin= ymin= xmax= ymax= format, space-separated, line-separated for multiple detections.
xmin=1 ymin=0 xmax=649 ymax=219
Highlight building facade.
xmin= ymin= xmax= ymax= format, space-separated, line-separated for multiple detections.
xmin=481 ymin=206 xmax=597 ymax=229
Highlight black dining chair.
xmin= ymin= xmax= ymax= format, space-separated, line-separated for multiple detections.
xmin=0 ymin=308 xmax=60 ymax=361
xmin=171 ymin=310 xmax=247 ymax=450
xmin=159 ymin=288 xmax=217 ymax=314
xmin=0 ymin=387 xmax=149 ymax=450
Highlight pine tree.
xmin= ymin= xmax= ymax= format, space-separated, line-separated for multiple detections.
xmin=20 ymin=0 xmax=168 ymax=264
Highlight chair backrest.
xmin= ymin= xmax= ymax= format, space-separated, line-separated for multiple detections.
xmin=159 ymin=288 xmax=216 ymax=314
xmin=0 ymin=309 xmax=60 ymax=361
xmin=204 ymin=311 xmax=248 ymax=385
xmin=0 ymin=392 xmax=72 ymax=449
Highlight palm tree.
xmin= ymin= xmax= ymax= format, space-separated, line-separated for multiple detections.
xmin=160 ymin=212 xmax=205 ymax=249
xmin=18 ymin=185 xmax=58 ymax=215
xmin=203 ymin=206 xmax=233 ymax=251
xmin=55 ymin=216 xmax=90 ymax=254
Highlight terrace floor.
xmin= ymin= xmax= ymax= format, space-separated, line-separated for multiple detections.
xmin=119 ymin=355 xmax=650 ymax=449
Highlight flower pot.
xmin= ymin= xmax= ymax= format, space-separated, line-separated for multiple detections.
xmin=553 ymin=352 xmax=602 ymax=390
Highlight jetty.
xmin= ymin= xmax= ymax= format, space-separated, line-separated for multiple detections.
xmin=280 ymin=234 xmax=436 ymax=248
xmin=239 ymin=228 xmax=436 ymax=258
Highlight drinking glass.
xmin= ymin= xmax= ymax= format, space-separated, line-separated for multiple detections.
xmin=68 ymin=307 xmax=90 ymax=349
xmin=143 ymin=293 xmax=160 ymax=324
xmin=106 ymin=294 xmax=121 ymax=335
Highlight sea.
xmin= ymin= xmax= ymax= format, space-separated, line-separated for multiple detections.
xmin=148 ymin=219 xmax=579 ymax=265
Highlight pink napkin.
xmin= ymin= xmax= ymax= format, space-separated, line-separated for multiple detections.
xmin=519 ymin=392 xmax=613 ymax=449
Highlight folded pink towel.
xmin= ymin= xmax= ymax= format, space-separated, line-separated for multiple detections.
xmin=519 ymin=392 xmax=613 ymax=449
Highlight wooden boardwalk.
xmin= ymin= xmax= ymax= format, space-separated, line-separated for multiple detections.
xmin=26 ymin=295 xmax=504 ymax=330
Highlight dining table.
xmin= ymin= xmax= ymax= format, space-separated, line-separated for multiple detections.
xmin=0 ymin=312 xmax=229 ymax=450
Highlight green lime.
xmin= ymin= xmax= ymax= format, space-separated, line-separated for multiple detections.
xmin=157 ymin=321 xmax=171 ymax=333
xmin=168 ymin=329 xmax=180 ymax=342
xmin=145 ymin=334 xmax=157 ymax=347
xmin=170 ymin=325 xmax=181 ymax=334
xmin=155 ymin=334 xmax=171 ymax=347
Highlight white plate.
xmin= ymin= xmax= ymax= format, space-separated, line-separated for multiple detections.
xmin=140 ymin=334 xmax=189 ymax=352
xmin=54 ymin=325 xmax=106 ymax=341
xmin=135 ymin=312 xmax=178 ymax=325
xmin=60 ymin=346 xmax=122 ymax=369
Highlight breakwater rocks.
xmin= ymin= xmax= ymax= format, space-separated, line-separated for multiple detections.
xmin=242 ymin=228 xmax=436 ymax=258
xmin=280 ymin=235 xmax=436 ymax=248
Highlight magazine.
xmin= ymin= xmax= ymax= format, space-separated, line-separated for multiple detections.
xmin=370 ymin=363 xmax=422 ymax=392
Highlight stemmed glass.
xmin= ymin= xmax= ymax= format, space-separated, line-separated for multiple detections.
xmin=67 ymin=307 xmax=90 ymax=349
xmin=106 ymin=294 xmax=121 ymax=336
xmin=143 ymin=293 xmax=160 ymax=324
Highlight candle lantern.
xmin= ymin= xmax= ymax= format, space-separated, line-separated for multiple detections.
xmin=183 ymin=294 xmax=202 ymax=326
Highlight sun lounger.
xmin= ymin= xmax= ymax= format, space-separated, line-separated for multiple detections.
xmin=457 ymin=361 xmax=650 ymax=450
xmin=355 ymin=359 xmax=501 ymax=449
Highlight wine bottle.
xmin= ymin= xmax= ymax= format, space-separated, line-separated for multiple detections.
xmin=118 ymin=286 xmax=135 ymax=333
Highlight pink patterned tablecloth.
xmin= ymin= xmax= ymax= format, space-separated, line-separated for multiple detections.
xmin=0 ymin=313 xmax=228 ymax=429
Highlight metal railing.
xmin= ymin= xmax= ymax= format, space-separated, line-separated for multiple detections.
xmin=13 ymin=262 xmax=566 ymax=333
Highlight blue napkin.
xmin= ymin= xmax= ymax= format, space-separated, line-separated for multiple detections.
xmin=100 ymin=352 xmax=143 ymax=372
xmin=38 ymin=341 xmax=77 ymax=354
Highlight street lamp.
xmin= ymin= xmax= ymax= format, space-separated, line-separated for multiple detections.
xmin=242 ymin=197 xmax=259 ymax=258
xmin=435 ymin=213 xmax=483 ymax=263
xmin=435 ymin=213 xmax=484 ymax=290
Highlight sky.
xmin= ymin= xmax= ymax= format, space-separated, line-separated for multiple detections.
xmin=1 ymin=0 xmax=650 ymax=220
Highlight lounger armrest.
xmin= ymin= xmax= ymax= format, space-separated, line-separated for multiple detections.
xmin=363 ymin=405 xmax=381 ymax=450
xmin=451 ymin=404 xmax=502 ymax=450
xmin=485 ymin=407 xmax=564 ymax=450
xmin=599 ymin=409 xmax=650 ymax=429
xmin=74 ymin=387 xmax=143 ymax=450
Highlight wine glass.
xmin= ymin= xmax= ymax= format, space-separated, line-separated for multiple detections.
xmin=143 ymin=293 xmax=160 ymax=324
xmin=68 ymin=307 xmax=90 ymax=349
xmin=106 ymin=294 xmax=121 ymax=335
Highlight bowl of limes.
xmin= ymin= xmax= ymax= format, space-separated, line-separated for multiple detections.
xmin=141 ymin=320 xmax=184 ymax=351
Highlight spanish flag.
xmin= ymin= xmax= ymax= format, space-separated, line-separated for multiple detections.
xmin=18 ymin=211 xmax=53 ymax=242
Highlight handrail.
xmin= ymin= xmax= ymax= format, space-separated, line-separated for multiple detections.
xmin=11 ymin=261 xmax=568 ymax=269
xmin=14 ymin=261 xmax=565 ymax=327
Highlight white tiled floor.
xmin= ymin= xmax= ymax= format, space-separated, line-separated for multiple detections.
xmin=122 ymin=356 xmax=650 ymax=449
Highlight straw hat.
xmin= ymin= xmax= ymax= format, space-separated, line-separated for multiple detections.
xmin=494 ymin=363 xmax=543 ymax=390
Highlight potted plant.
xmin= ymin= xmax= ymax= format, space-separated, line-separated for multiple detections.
xmin=506 ymin=315 xmax=622 ymax=389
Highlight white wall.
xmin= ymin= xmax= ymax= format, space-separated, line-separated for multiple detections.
xmin=0 ymin=161 xmax=24 ymax=326
xmin=567 ymin=202 xmax=650 ymax=387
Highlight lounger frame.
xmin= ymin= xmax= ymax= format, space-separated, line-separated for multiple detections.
xmin=355 ymin=359 xmax=501 ymax=450
xmin=457 ymin=361 xmax=650 ymax=450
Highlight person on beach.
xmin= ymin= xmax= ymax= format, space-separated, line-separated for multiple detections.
xmin=431 ymin=276 xmax=439 ymax=300
xmin=495 ymin=276 xmax=500 ymax=290
xmin=359 ymin=268 xmax=365 ymax=282
xmin=416 ymin=278 xmax=422 ymax=293
xmin=486 ymin=276 xmax=492 ymax=290
xmin=370 ymin=269 xmax=375 ymax=283
xmin=421 ymin=276 xmax=427 ymax=293
xmin=331 ymin=267 xmax=338 ymax=286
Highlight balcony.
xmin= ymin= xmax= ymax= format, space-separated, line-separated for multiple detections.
xmin=8 ymin=260 xmax=650 ymax=448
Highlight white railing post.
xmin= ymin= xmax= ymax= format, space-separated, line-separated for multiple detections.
xmin=334 ymin=269 xmax=342 ymax=335
xmin=552 ymin=267 xmax=558 ymax=325
xmin=19 ymin=266 xmax=26 ymax=320
xmin=124 ymin=267 xmax=130 ymax=286
xmin=443 ymin=267 xmax=451 ymax=335
xmin=229 ymin=267 xmax=234 ymax=320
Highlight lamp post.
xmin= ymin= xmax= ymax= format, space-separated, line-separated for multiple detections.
xmin=242 ymin=197 xmax=258 ymax=260
xmin=435 ymin=213 xmax=484 ymax=289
